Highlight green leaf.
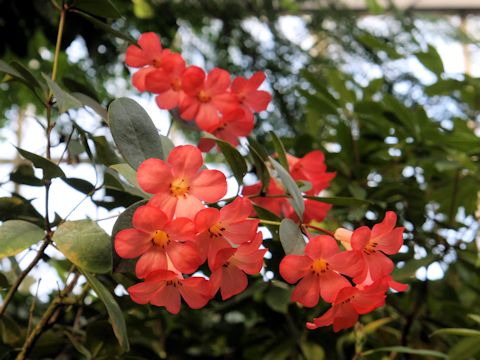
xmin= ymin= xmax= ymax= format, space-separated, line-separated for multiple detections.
xmin=61 ymin=177 xmax=95 ymax=195
xmin=72 ymin=10 xmax=136 ymax=44
xmin=415 ymin=45 xmax=444 ymax=76
xmin=0 ymin=220 xmax=44 ymax=258
xmin=366 ymin=0 xmax=384 ymax=14
xmin=448 ymin=336 xmax=480 ymax=360
xmin=392 ymin=254 xmax=437 ymax=281
xmin=16 ymin=147 xmax=65 ymax=179
xmin=248 ymin=138 xmax=270 ymax=192
xmin=73 ymin=92 xmax=108 ymax=121
xmin=270 ymin=157 xmax=304 ymax=219
xmin=10 ymin=164 xmax=43 ymax=186
xmin=279 ymin=218 xmax=305 ymax=255
xmin=74 ymin=0 xmax=121 ymax=19
xmin=431 ymin=328 xmax=480 ymax=337
xmin=110 ymin=163 xmax=150 ymax=199
xmin=265 ymin=281 xmax=291 ymax=313
xmin=306 ymin=196 xmax=373 ymax=206
xmin=300 ymin=341 xmax=325 ymax=360
xmin=83 ymin=272 xmax=130 ymax=352
xmin=42 ymin=74 xmax=82 ymax=113
xmin=362 ymin=346 xmax=448 ymax=358
xmin=270 ymin=131 xmax=288 ymax=170
xmin=53 ymin=220 xmax=112 ymax=274
xmin=468 ymin=314 xmax=480 ymax=324
xmin=108 ymin=98 xmax=170 ymax=169
xmin=213 ymin=137 xmax=247 ymax=185
xmin=0 ymin=60 xmax=24 ymax=80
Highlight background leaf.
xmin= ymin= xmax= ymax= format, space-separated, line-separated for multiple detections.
xmin=0 ymin=220 xmax=44 ymax=258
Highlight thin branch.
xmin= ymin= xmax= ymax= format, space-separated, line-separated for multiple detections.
xmin=0 ymin=240 xmax=49 ymax=317
xmin=16 ymin=271 xmax=80 ymax=360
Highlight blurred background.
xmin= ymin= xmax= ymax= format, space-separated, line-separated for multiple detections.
xmin=1 ymin=0 xmax=480 ymax=359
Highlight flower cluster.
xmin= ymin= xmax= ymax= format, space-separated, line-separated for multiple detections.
xmin=280 ymin=211 xmax=408 ymax=332
xmin=115 ymin=145 xmax=266 ymax=313
xmin=243 ymin=150 xmax=336 ymax=224
xmin=125 ymin=32 xmax=272 ymax=149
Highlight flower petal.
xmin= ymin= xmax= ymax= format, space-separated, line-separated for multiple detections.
xmin=305 ymin=235 xmax=339 ymax=260
xmin=150 ymin=284 xmax=182 ymax=314
xmin=179 ymin=277 xmax=211 ymax=309
xmin=166 ymin=242 xmax=202 ymax=274
xmin=175 ymin=195 xmax=205 ymax=219
xmin=132 ymin=205 xmax=170 ymax=233
xmin=137 ymin=158 xmax=173 ymax=194
xmin=291 ymin=273 xmax=320 ymax=307
xmin=279 ymin=254 xmax=311 ymax=284
xmin=319 ymin=271 xmax=351 ymax=303
xmin=167 ymin=145 xmax=203 ymax=179
xmin=135 ymin=249 xmax=168 ymax=278
xmin=190 ymin=169 xmax=227 ymax=202
xmin=114 ymin=229 xmax=151 ymax=259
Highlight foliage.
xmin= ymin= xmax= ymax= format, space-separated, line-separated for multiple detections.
xmin=0 ymin=0 xmax=479 ymax=359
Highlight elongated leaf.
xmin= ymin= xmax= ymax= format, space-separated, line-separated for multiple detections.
xmin=109 ymin=98 xmax=169 ymax=169
xmin=0 ymin=60 xmax=24 ymax=80
xmin=54 ymin=220 xmax=112 ymax=274
xmin=415 ymin=45 xmax=444 ymax=76
xmin=270 ymin=131 xmax=288 ymax=170
xmin=213 ymin=138 xmax=247 ymax=185
xmin=72 ymin=10 xmax=136 ymax=44
xmin=431 ymin=328 xmax=480 ymax=337
xmin=448 ymin=336 xmax=480 ymax=360
xmin=392 ymin=254 xmax=437 ymax=281
xmin=83 ymin=272 xmax=130 ymax=352
xmin=468 ymin=314 xmax=480 ymax=324
xmin=74 ymin=0 xmax=121 ymax=19
xmin=73 ymin=92 xmax=108 ymax=121
xmin=362 ymin=346 xmax=447 ymax=358
xmin=0 ymin=220 xmax=44 ymax=258
xmin=248 ymin=139 xmax=270 ymax=192
xmin=10 ymin=61 xmax=45 ymax=90
xmin=110 ymin=163 xmax=150 ymax=199
xmin=306 ymin=196 xmax=372 ymax=206
xmin=16 ymin=147 xmax=65 ymax=179
xmin=270 ymin=157 xmax=304 ymax=219
xmin=279 ymin=218 xmax=305 ymax=255
xmin=42 ymin=74 xmax=82 ymax=113
xmin=61 ymin=177 xmax=95 ymax=195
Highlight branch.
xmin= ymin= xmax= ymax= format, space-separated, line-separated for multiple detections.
xmin=0 ymin=240 xmax=49 ymax=317
xmin=16 ymin=271 xmax=80 ymax=360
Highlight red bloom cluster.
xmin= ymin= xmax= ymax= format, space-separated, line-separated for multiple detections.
xmin=280 ymin=211 xmax=408 ymax=332
xmin=115 ymin=145 xmax=266 ymax=313
xmin=126 ymin=32 xmax=271 ymax=149
xmin=243 ymin=150 xmax=336 ymax=223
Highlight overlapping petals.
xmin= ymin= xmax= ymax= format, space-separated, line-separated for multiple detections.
xmin=137 ymin=145 xmax=227 ymax=219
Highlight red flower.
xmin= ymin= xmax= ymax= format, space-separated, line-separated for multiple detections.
xmin=144 ymin=52 xmax=187 ymax=109
xmin=125 ymin=32 xmax=171 ymax=92
xmin=194 ymin=197 xmax=259 ymax=269
xmin=137 ymin=145 xmax=227 ymax=219
xmin=231 ymin=71 xmax=271 ymax=122
xmin=114 ymin=204 xmax=201 ymax=278
xmin=329 ymin=212 xmax=404 ymax=285
xmin=306 ymin=281 xmax=388 ymax=332
xmin=128 ymin=270 xmax=210 ymax=314
xmin=198 ymin=108 xmax=254 ymax=152
xmin=209 ymin=232 xmax=266 ymax=300
xmin=280 ymin=235 xmax=351 ymax=305
xmin=286 ymin=150 xmax=336 ymax=195
xmin=180 ymin=67 xmax=238 ymax=131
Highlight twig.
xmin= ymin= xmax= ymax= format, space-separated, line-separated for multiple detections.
xmin=0 ymin=240 xmax=49 ymax=317
xmin=16 ymin=271 xmax=81 ymax=360
xmin=26 ymin=279 xmax=42 ymax=336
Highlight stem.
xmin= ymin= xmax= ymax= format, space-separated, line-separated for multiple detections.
xmin=252 ymin=218 xmax=282 ymax=226
xmin=51 ymin=6 xmax=66 ymax=84
xmin=303 ymin=224 xmax=335 ymax=237
xmin=0 ymin=240 xmax=49 ymax=317
xmin=16 ymin=271 xmax=80 ymax=360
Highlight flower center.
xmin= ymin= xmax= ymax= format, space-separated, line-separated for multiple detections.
xmin=208 ymin=222 xmax=225 ymax=238
xmin=341 ymin=295 xmax=355 ymax=304
xmin=152 ymin=56 xmax=163 ymax=68
xmin=171 ymin=78 xmax=182 ymax=91
xmin=311 ymin=258 xmax=329 ymax=274
xmin=165 ymin=279 xmax=181 ymax=287
xmin=152 ymin=230 xmax=170 ymax=248
xmin=170 ymin=178 xmax=190 ymax=197
xmin=197 ymin=90 xmax=211 ymax=103
xmin=363 ymin=241 xmax=378 ymax=255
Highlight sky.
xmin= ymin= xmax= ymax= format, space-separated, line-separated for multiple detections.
xmin=1 ymin=13 xmax=479 ymax=300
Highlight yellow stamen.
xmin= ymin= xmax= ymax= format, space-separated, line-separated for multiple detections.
xmin=152 ymin=230 xmax=170 ymax=247
xmin=170 ymin=178 xmax=190 ymax=197
xmin=311 ymin=258 xmax=329 ymax=274
xmin=208 ymin=222 xmax=226 ymax=238
xmin=197 ymin=90 xmax=211 ymax=103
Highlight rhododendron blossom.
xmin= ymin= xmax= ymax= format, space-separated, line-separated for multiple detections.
xmin=180 ymin=67 xmax=238 ymax=131
xmin=210 ymin=232 xmax=266 ymax=300
xmin=114 ymin=204 xmax=201 ymax=278
xmin=128 ymin=270 xmax=210 ymax=314
xmin=194 ymin=197 xmax=259 ymax=269
xmin=306 ymin=281 xmax=388 ymax=332
xmin=330 ymin=211 xmax=404 ymax=285
xmin=125 ymin=32 xmax=172 ymax=91
xmin=280 ymin=235 xmax=351 ymax=305
xmin=137 ymin=145 xmax=227 ymax=219
xmin=144 ymin=52 xmax=186 ymax=109
xmin=231 ymin=71 xmax=272 ymax=123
